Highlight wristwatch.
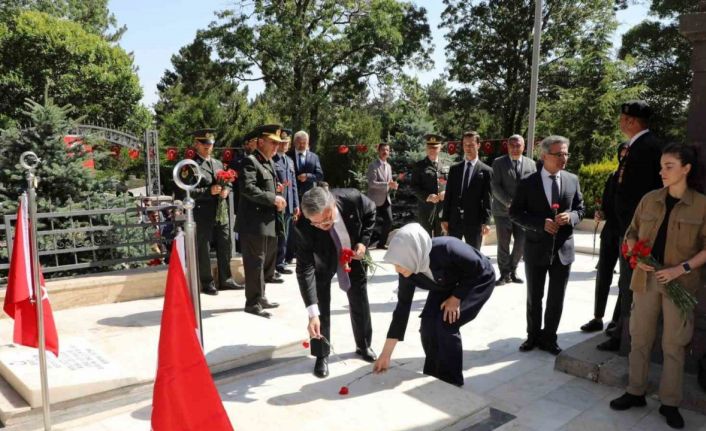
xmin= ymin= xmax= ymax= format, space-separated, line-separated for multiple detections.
xmin=682 ymin=262 xmax=692 ymax=274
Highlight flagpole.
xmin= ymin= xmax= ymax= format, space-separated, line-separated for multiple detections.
xmin=19 ymin=151 xmax=51 ymax=431
xmin=173 ymin=160 xmax=204 ymax=347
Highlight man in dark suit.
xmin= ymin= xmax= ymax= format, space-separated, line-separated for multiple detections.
xmin=491 ymin=134 xmax=537 ymax=285
xmin=598 ymin=100 xmax=663 ymax=352
xmin=238 ymin=124 xmax=288 ymax=318
xmin=295 ymin=186 xmax=377 ymax=378
xmin=185 ymin=128 xmax=243 ymax=295
xmin=232 ymin=131 xmax=258 ymax=253
xmin=288 ymin=130 xmax=324 ymax=199
xmin=510 ymin=135 xmax=585 ymax=355
xmin=411 ymin=134 xmax=450 ymax=237
xmin=441 ymin=130 xmax=493 ymax=249
xmin=272 ymin=129 xmax=300 ymax=274
xmin=580 ymin=142 xmax=628 ymax=333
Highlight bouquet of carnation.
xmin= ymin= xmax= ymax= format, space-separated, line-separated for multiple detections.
xmin=622 ymin=239 xmax=698 ymax=321
xmin=340 ymin=247 xmax=383 ymax=278
xmin=215 ymin=169 xmax=237 ymax=224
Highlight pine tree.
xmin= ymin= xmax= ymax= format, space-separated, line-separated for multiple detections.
xmin=0 ymin=99 xmax=100 ymax=211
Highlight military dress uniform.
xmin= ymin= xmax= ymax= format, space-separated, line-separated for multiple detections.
xmin=238 ymin=125 xmax=286 ymax=317
xmin=411 ymin=134 xmax=449 ymax=237
xmin=182 ymin=129 xmax=242 ymax=295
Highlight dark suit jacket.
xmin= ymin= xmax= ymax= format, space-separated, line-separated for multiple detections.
xmin=272 ymin=152 xmax=299 ymax=214
xmin=237 ymin=150 xmax=278 ymax=237
xmin=294 ymin=188 xmax=376 ymax=307
xmin=441 ymin=159 xmax=493 ymax=226
xmin=387 ymin=236 xmax=496 ymax=341
xmin=613 ymin=131 xmax=662 ymax=232
xmin=510 ymin=171 xmax=585 ymax=266
xmin=287 ymin=150 xmax=324 ymax=197
xmin=184 ymin=156 xmax=230 ymax=225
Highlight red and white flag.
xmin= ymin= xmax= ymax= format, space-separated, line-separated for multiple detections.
xmin=3 ymin=194 xmax=59 ymax=356
xmin=151 ymin=233 xmax=233 ymax=431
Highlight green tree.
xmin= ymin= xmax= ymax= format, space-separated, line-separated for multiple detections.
xmin=0 ymin=11 xmax=147 ymax=132
xmin=155 ymin=38 xmax=257 ymax=150
xmin=618 ymin=0 xmax=697 ymax=141
xmin=0 ymin=0 xmax=125 ymax=41
xmin=202 ymin=0 xmax=433 ymax=150
xmin=0 ymin=100 xmax=101 ymax=209
xmin=441 ymin=0 xmax=618 ymax=137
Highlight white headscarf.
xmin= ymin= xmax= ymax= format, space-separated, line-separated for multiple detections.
xmin=383 ymin=223 xmax=433 ymax=279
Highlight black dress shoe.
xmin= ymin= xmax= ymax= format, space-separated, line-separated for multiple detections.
xmin=495 ymin=274 xmax=507 ymax=286
xmin=519 ymin=339 xmax=536 ymax=352
xmin=266 ymin=277 xmax=285 ymax=284
xmin=659 ymin=405 xmax=685 ymax=429
xmin=244 ymin=305 xmax=271 ymax=318
xmin=539 ymin=341 xmax=562 ymax=355
xmin=314 ymin=356 xmax=329 ymax=378
xmin=259 ymin=299 xmax=280 ymax=309
xmin=220 ymin=278 xmax=245 ymax=290
xmin=597 ymin=338 xmax=620 ymax=351
xmin=509 ymin=272 xmax=524 ymax=283
xmin=276 ymin=267 xmax=293 ymax=275
xmin=355 ymin=347 xmax=377 ymax=363
xmin=377 ymin=245 xmax=388 ymax=250
xmin=201 ymin=282 xmax=218 ymax=296
xmin=609 ymin=392 xmax=646 ymax=410
xmin=581 ymin=318 xmax=604 ymax=332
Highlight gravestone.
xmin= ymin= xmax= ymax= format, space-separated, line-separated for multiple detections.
xmin=0 ymin=338 xmax=139 ymax=407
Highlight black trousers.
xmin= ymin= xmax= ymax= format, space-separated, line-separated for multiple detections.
xmin=376 ymin=200 xmax=393 ymax=247
xmin=525 ymin=258 xmax=571 ymax=344
xmin=276 ymin=212 xmax=293 ymax=270
xmin=495 ymin=216 xmax=525 ymax=275
xmin=241 ymin=232 xmax=277 ymax=307
xmin=420 ymin=273 xmax=495 ymax=386
xmin=196 ymin=219 xmax=232 ymax=289
xmin=419 ymin=203 xmax=443 ymax=238
xmin=309 ymin=260 xmax=372 ymax=358
xmin=593 ymin=224 xmax=621 ymax=319
xmin=611 ymin=234 xmax=633 ymax=348
xmin=448 ymin=223 xmax=482 ymax=250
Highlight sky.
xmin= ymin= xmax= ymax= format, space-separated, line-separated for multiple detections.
xmin=109 ymin=1 xmax=652 ymax=108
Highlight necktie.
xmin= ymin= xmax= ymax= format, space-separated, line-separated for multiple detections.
xmin=514 ymin=159 xmax=520 ymax=178
xmin=329 ymin=227 xmax=351 ymax=292
xmin=299 ymin=153 xmax=305 ymax=170
xmin=462 ymin=161 xmax=472 ymax=191
xmin=549 ymin=174 xmax=560 ymax=207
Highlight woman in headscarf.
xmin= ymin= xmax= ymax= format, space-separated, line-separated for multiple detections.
xmin=373 ymin=223 xmax=496 ymax=386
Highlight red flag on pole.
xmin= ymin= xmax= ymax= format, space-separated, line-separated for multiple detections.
xmin=3 ymin=194 xmax=59 ymax=356
xmin=151 ymin=234 xmax=233 ymax=431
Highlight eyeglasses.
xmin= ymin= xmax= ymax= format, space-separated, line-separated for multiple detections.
xmin=310 ymin=208 xmax=335 ymax=229
xmin=548 ymin=152 xmax=570 ymax=158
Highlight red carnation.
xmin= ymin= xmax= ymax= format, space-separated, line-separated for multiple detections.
xmin=551 ymin=203 xmax=560 ymax=211
xmin=621 ymin=242 xmax=629 ymax=258
xmin=438 ymin=178 xmax=447 ymax=185
xmin=302 ymin=340 xmax=310 ymax=349
xmin=629 ymin=255 xmax=638 ymax=269
xmin=338 ymin=386 xmax=349 ymax=395
xmin=216 ymin=169 xmax=237 ymax=186
xmin=340 ymin=247 xmax=355 ymax=273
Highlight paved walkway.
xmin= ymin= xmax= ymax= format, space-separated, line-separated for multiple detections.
xmin=19 ymin=239 xmax=706 ymax=430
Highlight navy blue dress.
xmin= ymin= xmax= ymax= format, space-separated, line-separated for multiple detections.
xmin=386 ymin=236 xmax=496 ymax=386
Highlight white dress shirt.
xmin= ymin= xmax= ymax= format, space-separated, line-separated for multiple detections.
xmin=628 ymin=129 xmax=649 ymax=147
xmin=541 ymin=167 xmax=561 ymax=207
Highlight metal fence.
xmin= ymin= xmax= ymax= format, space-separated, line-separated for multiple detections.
xmin=0 ymin=195 xmax=182 ymax=286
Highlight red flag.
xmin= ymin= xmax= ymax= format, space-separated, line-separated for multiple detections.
xmin=3 ymin=194 xmax=59 ymax=356
xmin=151 ymin=234 xmax=233 ymax=431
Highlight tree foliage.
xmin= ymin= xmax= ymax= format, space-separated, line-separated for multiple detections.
xmin=0 ymin=11 xmax=147 ymax=132
xmin=201 ymin=0 xmax=433 ymax=149
xmin=441 ymin=0 xmax=618 ymax=138
xmin=0 ymin=0 xmax=125 ymax=41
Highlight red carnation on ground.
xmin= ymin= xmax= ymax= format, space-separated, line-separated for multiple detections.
xmin=302 ymin=340 xmax=310 ymax=349
xmin=339 ymin=386 xmax=349 ymax=395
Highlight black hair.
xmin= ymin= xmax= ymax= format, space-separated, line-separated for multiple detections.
xmin=662 ymin=143 xmax=701 ymax=191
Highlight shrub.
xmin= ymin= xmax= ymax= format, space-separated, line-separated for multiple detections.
xmin=578 ymin=158 xmax=618 ymax=217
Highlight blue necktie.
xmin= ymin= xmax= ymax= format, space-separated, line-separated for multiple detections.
xmin=329 ymin=227 xmax=351 ymax=292
xmin=550 ymin=175 xmax=559 ymax=206
xmin=299 ymin=153 xmax=305 ymax=170
xmin=462 ymin=161 xmax=472 ymax=190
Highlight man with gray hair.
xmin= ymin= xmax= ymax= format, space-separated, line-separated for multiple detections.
xmin=510 ymin=135 xmax=585 ymax=355
xmin=294 ymin=186 xmax=377 ymax=378
xmin=288 ymin=131 xmax=324 ymax=199
xmin=491 ymin=134 xmax=536 ymax=285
